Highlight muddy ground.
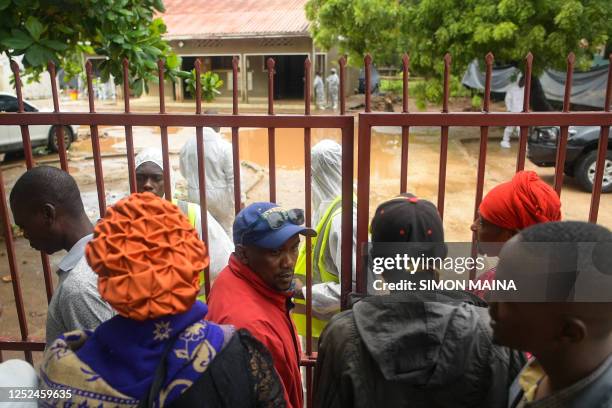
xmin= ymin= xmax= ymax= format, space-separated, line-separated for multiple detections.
xmin=1 ymin=98 xmax=610 ymax=362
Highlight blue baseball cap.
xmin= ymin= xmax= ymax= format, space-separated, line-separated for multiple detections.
xmin=233 ymin=202 xmax=316 ymax=249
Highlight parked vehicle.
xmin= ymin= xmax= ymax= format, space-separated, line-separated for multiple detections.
xmin=0 ymin=93 xmax=78 ymax=154
xmin=528 ymin=125 xmax=612 ymax=193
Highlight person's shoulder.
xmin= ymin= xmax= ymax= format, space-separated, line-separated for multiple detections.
xmin=60 ymin=257 xmax=99 ymax=294
xmin=320 ymin=309 xmax=358 ymax=345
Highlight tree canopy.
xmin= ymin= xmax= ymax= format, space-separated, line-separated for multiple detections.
xmin=0 ymin=0 xmax=187 ymax=95
xmin=306 ymin=0 xmax=611 ymax=104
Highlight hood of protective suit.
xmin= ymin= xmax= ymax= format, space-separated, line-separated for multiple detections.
xmin=312 ymin=139 xmax=342 ymax=224
xmin=352 ymin=291 xmax=490 ymax=385
xmin=134 ymin=147 xmax=176 ymax=196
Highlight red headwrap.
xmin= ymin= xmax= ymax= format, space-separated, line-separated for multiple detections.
xmin=479 ymin=171 xmax=561 ymax=231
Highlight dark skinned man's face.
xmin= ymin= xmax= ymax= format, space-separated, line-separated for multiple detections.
xmin=470 ymin=213 xmax=516 ymax=256
xmin=11 ymin=201 xmax=62 ymax=254
xmin=238 ymin=234 xmax=300 ymax=292
xmin=136 ymin=162 xmax=165 ymax=198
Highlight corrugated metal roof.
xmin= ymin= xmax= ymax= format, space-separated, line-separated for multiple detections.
xmin=161 ymin=0 xmax=311 ymax=39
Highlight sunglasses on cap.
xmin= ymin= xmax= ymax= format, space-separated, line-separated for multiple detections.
xmin=240 ymin=207 xmax=305 ymax=242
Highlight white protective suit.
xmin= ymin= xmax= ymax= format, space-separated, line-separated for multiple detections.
xmin=179 ymin=127 xmax=244 ymax=236
xmin=326 ymin=70 xmax=340 ymax=111
xmin=304 ymin=139 xmax=356 ymax=320
xmin=0 ymin=359 xmax=38 ymax=408
xmin=135 ymin=148 xmax=233 ymax=279
xmin=313 ymin=74 xmax=325 ymax=110
xmin=503 ymin=76 xmax=525 ymax=145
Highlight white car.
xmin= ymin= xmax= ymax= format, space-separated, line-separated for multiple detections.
xmin=0 ymin=92 xmax=78 ymax=154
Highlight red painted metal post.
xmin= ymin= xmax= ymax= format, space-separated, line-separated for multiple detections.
xmin=158 ymin=60 xmax=172 ymax=201
xmin=47 ymin=61 xmax=68 ymax=171
xmin=355 ymin=115 xmax=371 ymax=295
xmin=553 ymin=53 xmax=575 ymax=196
xmin=470 ymin=52 xmax=494 ymax=280
xmin=303 ymin=56 xmax=314 ymax=408
xmin=194 ymin=59 xmax=211 ymax=298
xmin=85 ymin=60 xmax=107 ymax=217
xmin=400 ymin=53 xmax=410 ymax=193
xmin=516 ymin=53 xmax=533 ymax=171
xmin=231 ymin=56 xmax=242 ymax=215
xmin=588 ymin=54 xmax=612 ymax=222
xmin=123 ymin=59 xmax=137 ymax=194
xmin=267 ymin=58 xmax=277 ymax=203
xmin=339 ymin=56 xmax=347 ymax=115
xmin=10 ymin=61 xmax=54 ymax=303
xmin=437 ymin=54 xmax=451 ymax=220
xmin=0 ymin=165 xmax=32 ymax=363
xmin=364 ymin=55 xmax=372 ymax=113
xmin=341 ymin=127 xmax=355 ymax=306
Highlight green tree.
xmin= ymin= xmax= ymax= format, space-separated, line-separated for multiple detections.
xmin=306 ymin=0 xmax=612 ymax=109
xmin=0 ymin=0 xmax=179 ymax=95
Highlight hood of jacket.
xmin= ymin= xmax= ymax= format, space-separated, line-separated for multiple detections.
xmin=353 ymin=290 xmax=490 ymax=386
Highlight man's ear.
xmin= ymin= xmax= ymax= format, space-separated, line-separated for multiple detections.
xmin=559 ymin=316 xmax=587 ymax=344
xmin=41 ymin=203 xmax=56 ymax=226
xmin=235 ymin=245 xmax=249 ymax=265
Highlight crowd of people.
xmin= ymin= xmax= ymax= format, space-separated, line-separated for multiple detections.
xmin=0 ymin=130 xmax=611 ymax=407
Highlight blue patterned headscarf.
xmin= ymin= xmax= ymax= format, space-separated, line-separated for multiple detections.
xmin=39 ymin=302 xmax=232 ymax=407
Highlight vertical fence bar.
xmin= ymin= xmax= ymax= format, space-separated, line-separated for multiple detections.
xmin=516 ymin=53 xmax=533 ymax=172
xmin=157 ymin=60 xmax=172 ymax=201
xmin=194 ymin=59 xmax=211 ymax=298
xmin=231 ymin=56 xmax=242 ymax=215
xmin=470 ymin=53 xmax=494 ymax=280
xmin=588 ymin=54 xmax=612 ymax=222
xmin=85 ymin=61 xmax=107 ymax=216
xmin=0 ymin=166 xmax=32 ymax=363
xmin=10 ymin=61 xmax=34 ymax=169
xmin=267 ymin=58 xmax=277 ymax=203
xmin=553 ymin=53 xmax=575 ymax=195
xmin=339 ymin=56 xmax=347 ymax=115
xmin=47 ymin=62 xmax=68 ymax=171
xmin=339 ymin=55 xmax=355 ymax=307
xmin=123 ymin=59 xmax=137 ymax=193
xmin=11 ymin=61 xmax=54 ymax=302
xmin=437 ymin=54 xmax=451 ymax=220
xmin=303 ymin=56 xmax=314 ymax=408
xmin=400 ymin=53 xmax=410 ymax=193
xmin=364 ymin=54 xmax=372 ymax=113
xmin=355 ymin=115 xmax=370 ymax=295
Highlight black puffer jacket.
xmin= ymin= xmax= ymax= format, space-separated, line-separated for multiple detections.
xmin=313 ymin=291 xmax=525 ymax=408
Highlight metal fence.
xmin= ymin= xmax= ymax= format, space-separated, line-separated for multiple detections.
xmin=0 ymin=51 xmax=610 ymax=406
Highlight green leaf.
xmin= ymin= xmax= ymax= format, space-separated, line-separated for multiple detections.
xmin=142 ymin=45 xmax=162 ymax=57
xmin=25 ymin=16 xmax=45 ymax=41
xmin=1 ymin=30 xmax=34 ymax=50
xmin=165 ymin=53 xmax=180 ymax=69
xmin=24 ymin=43 xmax=54 ymax=67
xmin=133 ymin=78 xmax=144 ymax=96
xmin=40 ymin=39 xmax=68 ymax=51
xmin=0 ymin=0 xmax=10 ymax=11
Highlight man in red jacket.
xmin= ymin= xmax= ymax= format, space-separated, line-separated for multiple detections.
xmin=207 ymin=202 xmax=315 ymax=408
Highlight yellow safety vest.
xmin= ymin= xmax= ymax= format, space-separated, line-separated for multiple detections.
xmin=173 ymin=199 xmax=207 ymax=302
xmin=293 ymin=196 xmax=343 ymax=338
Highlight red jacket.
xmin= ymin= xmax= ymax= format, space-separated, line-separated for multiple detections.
xmin=207 ymin=254 xmax=303 ymax=408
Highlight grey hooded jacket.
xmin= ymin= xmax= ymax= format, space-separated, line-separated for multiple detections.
xmin=313 ymin=291 xmax=525 ymax=408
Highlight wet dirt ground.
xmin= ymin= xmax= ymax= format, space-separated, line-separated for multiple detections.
xmin=1 ymin=105 xmax=610 ymax=362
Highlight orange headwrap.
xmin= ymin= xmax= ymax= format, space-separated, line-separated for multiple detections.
xmin=479 ymin=171 xmax=561 ymax=231
xmin=86 ymin=192 xmax=209 ymax=321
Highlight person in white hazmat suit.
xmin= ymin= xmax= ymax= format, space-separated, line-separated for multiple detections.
xmin=134 ymin=148 xmax=233 ymax=298
xmin=502 ymin=74 xmax=525 ymax=148
xmin=326 ymin=68 xmax=340 ymax=111
xmin=292 ymin=139 xmax=356 ymax=341
xmin=179 ymin=118 xmax=244 ymax=236
xmin=313 ymin=71 xmax=325 ymax=110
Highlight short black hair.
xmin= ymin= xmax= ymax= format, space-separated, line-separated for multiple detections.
xmin=513 ymin=221 xmax=612 ymax=301
xmin=10 ymin=166 xmax=85 ymax=217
